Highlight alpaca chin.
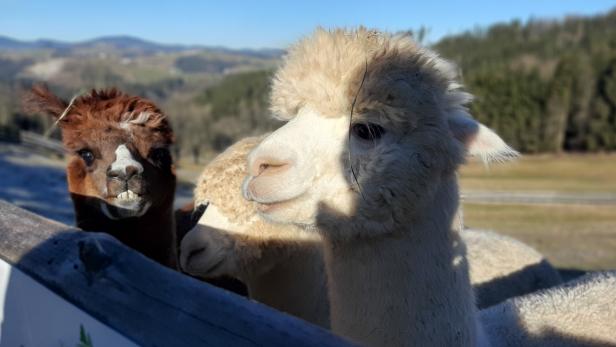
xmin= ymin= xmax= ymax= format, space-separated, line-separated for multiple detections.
xmin=100 ymin=200 xmax=151 ymax=220
xmin=255 ymin=198 xmax=313 ymax=226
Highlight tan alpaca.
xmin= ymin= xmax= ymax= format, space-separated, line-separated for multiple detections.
xmin=180 ymin=137 xmax=329 ymax=327
xmin=239 ymin=28 xmax=616 ymax=346
xmin=180 ymin=142 xmax=561 ymax=327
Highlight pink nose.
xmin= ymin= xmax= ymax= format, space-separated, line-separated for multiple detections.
xmin=249 ymin=154 xmax=295 ymax=177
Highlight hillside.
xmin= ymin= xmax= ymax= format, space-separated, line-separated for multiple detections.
xmin=173 ymin=9 xmax=616 ymax=157
xmin=3 ymin=9 xmax=616 ymax=161
xmin=0 ymin=35 xmax=282 ymax=159
xmin=0 ymin=35 xmax=284 ymax=57
xmin=434 ymin=9 xmax=616 ymax=152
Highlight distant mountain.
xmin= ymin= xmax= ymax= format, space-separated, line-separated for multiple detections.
xmin=0 ymin=36 xmax=70 ymax=51
xmin=72 ymin=36 xmax=188 ymax=55
xmin=0 ymin=36 xmax=29 ymax=50
xmin=0 ymin=35 xmax=284 ymax=58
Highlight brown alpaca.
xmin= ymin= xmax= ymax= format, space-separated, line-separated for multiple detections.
xmin=24 ymin=85 xmax=178 ymax=268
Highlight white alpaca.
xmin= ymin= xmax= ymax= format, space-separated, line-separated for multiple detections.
xmin=180 ymin=143 xmax=561 ymax=327
xmin=239 ymin=28 xmax=616 ymax=346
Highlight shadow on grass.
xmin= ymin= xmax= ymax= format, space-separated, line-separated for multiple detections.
xmin=0 ymin=146 xmax=73 ymax=224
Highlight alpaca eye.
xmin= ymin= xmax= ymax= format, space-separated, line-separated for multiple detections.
xmin=77 ymin=149 xmax=95 ymax=166
xmin=352 ymin=123 xmax=385 ymax=141
xmin=149 ymin=148 xmax=171 ymax=167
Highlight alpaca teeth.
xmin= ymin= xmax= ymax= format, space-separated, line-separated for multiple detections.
xmin=116 ymin=190 xmax=139 ymax=200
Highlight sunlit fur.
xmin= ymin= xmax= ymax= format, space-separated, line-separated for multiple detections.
xmin=23 ymin=85 xmax=178 ymax=268
xmin=180 ymin=137 xmax=561 ymax=329
xmin=179 ymin=137 xmax=330 ymax=327
xmin=242 ymin=28 xmax=616 ymax=346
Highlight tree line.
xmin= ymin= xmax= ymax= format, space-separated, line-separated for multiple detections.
xmin=2 ymin=9 xmax=616 ymax=157
xmin=179 ymin=9 xmax=616 ymax=156
xmin=435 ymin=9 xmax=616 ymax=152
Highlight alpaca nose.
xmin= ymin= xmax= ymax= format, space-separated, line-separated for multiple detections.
xmin=249 ymin=155 xmax=293 ymax=178
xmin=108 ymin=144 xmax=144 ymax=181
xmin=107 ymin=165 xmax=140 ymax=181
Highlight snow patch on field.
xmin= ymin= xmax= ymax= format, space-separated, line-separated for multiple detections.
xmin=0 ymin=145 xmax=74 ymax=224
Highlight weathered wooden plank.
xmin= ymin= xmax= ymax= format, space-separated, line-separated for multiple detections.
xmin=0 ymin=200 xmax=354 ymax=347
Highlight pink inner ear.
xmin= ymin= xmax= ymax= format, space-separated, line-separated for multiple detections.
xmin=448 ymin=113 xmax=519 ymax=163
xmin=448 ymin=114 xmax=479 ymax=147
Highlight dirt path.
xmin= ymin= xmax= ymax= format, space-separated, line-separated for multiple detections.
xmin=463 ymin=190 xmax=616 ymax=206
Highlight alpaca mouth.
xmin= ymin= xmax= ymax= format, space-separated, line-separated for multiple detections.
xmin=111 ymin=189 xmax=146 ymax=208
xmin=255 ymin=195 xmax=302 ymax=214
xmin=102 ymin=190 xmax=151 ymax=219
xmin=115 ymin=189 xmax=141 ymax=202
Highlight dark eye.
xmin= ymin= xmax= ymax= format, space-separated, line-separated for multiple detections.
xmin=351 ymin=123 xmax=385 ymax=141
xmin=149 ymin=147 xmax=171 ymax=167
xmin=77 ymin=149 xmax=95 ymax=166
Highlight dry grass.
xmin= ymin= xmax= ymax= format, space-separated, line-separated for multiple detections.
xmin=464 ymin=203 xmax=616 ymax=270
xmin=460 ymin=154 xmax=616 ymax=270
xmin=174 ymin=152 xmax=616 ymax=269
xmin=72 ymin=148 xmax=616 ymax=270
xmin=460 ymin=153 xmax=616 ymax=193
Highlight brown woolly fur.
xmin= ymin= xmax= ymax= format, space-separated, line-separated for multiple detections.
xmin=23 ymin=84 xmax=178 ymax=268
xmin=23 ymin=84 xmax=68 ymax=117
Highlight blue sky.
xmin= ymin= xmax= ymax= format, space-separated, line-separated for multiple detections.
xmin=1 ymin=1 xmax=614 ymax=49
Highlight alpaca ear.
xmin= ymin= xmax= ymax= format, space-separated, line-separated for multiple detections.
xmin=22 ymin=84 xmax=69 ymax=119
xmin=447 ymin=112 xmax=519 ymax=163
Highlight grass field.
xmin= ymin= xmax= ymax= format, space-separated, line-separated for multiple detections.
xmin=176 ymin=153 xmax=616 ymax=270
xmin=460 ymin=153 xmax=616 ymax=193
xmin=463 ymin=203 xmax=616 ymax=270
xmin=7 ymin=144 xmax=614 ymax=271
xmin=459 ymin=153 xmax=616 ymax=270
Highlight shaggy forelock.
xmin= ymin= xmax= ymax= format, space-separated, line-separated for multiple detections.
xmin=69 ymin=89 xmax=165 ymax=127
xmin=56 ymin=89 xmax=174 ymax=151
xmin=121 ymin=111 xmax=153 ymax=127
xmin=67 ymin=89 xmax=171 ymax=136
xmin=270 ymin=27 xmax=472 ymax=124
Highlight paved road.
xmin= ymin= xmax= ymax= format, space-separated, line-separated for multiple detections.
xmin=462 ymin=190 xmax=616 ymax=206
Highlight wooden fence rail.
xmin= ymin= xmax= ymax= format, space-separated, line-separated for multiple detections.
xmin=0 ymin=200 xmax=353 ymax=347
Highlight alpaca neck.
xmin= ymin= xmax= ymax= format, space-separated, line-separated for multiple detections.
xmin=322 ymin=176 xmax=482 ymax=347
xmin=244 ymin=244 xmax=330 ymax=328
xmin=72 ymin=196 xmax=177 ymax=269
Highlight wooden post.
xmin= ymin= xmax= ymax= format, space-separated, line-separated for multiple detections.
xmin=0 ymin=200 xmax=354 ymax=347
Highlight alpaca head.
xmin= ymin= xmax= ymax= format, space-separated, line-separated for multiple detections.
xmin=24 ymin=85 xmax=176 ymax=220
xmin=243 ymin=28 xmax=516 ymax=238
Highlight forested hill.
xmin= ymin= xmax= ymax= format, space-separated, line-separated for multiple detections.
xmin=191 ymin=9 xmax=616 ymax=155
xmin=434 ymin=9 xmax=616 ymax=152
xmin=3 ymin=9 xmax=616 ymax=159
